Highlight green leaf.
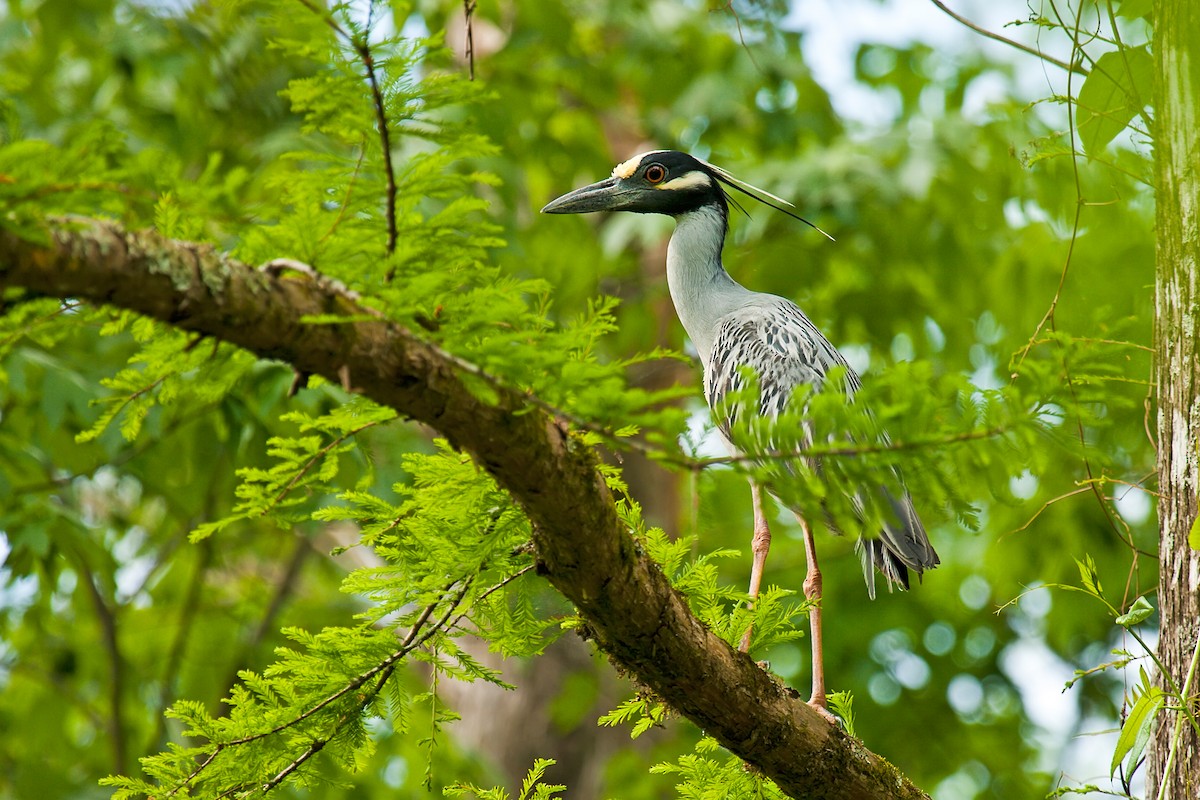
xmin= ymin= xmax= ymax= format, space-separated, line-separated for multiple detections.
xmin=1110 ymin=688 xmax=1163 ymax=777
xmin=1076 ymin=46 xmax=1152 ymax=155
xmin=1189 ymin=513 xmax=1200 ymax=550
xmin=1074 ymin=556 xmax=1103 ymax=598
xmin=827 ymin=691 xmax=857 ymax=739
xmin=1115 ymin=596 xmax=1154 ymax=628
xmin=598 ymin=696 xmax=667 ymax=739
xmin=518 ymin=758 xmax=563 ymax=800
xmin=1114 ymin=0 xmax=1153 ymax=20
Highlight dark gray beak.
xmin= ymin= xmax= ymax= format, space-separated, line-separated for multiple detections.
xmin=541 ymin=177 xmax=636 ymax=214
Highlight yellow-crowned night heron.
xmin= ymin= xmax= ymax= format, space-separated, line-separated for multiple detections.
xmin=542 ymin=150 xmax=939 ymax=716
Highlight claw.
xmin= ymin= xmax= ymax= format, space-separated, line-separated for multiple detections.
xmin=808 ymin=700 xmax=839 ymax=726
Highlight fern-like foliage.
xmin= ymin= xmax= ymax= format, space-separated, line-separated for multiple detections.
xmin=104 ymin=438 xmax=551 ymax=798
xmin=191 ymin=398 xmax=398 ymax=539
xmin=651 ymin=736 xmax=787 ymax=800
xmin=0 ymin=1 xmax=1151 ymax=798
xmin=445 ymin=758 xmax=566 ymax=800
xmin=598 ymin=694 xmax=670 ymax=739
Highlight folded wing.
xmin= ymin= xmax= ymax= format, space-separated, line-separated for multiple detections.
xmin=703 ymin=297 xmax=940 ymax=597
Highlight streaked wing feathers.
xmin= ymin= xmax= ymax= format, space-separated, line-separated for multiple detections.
xmin=703 ymin=297 xmax=939 ymax=596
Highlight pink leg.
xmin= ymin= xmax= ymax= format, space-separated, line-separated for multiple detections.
xmin=799 ymin=515 xmax=834 ymax=721
xmin=739 ymin=482 xmax=772 ymax=652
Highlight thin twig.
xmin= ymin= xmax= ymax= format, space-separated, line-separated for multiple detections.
xmin=929 ymin=0 xmax=1087 ymax=76
xmin=1027 ymin=334 xmax=1154 ymax=354
xmin=463 ymin=0 xmax=476 ymax=80
xmin=1002 ymin=485 xmax=1091 ymax=537
xmin=150 ymin=539 xmax=213 ymax=753
xmin=448 ymin=564 xmax=536 ymax=632
xmin=1043 ymin=0 xmax=1135 ymax=557
xmin=258 ymin=735 xmax=329 ymax=795
xmin=426 ymin=334 xmax=1009 ymax=473
xmin=73 ymin=547 xmax=128 ymax=775
xmin=713 ymin=1 xmax=763 ymax=75
xmin=292 ymin=0 xmax=350 ymax=39
xmin=259 ymin=655 xmax=394 ymax=795
xmin=481 ymin=563 xmax=534 ymax=600
xmin=164 ymin=593 xmax=444 ymax=796
xmin=1012 ymin=204 xmax=1078 ymax=370
xmin=703 ymin=425 xmax=1011 ymax=466
xmin=271 ymin=420 xmax=383 ymax=507
xmin=320 ymin=138 xmax=369 ymax=245
xmin=223 ymin=596 xmax=454 ymax=748
xmin=216 ymin=537 xmax=314 ymax=708
xmin=0 ymin=299 xmax=81 ymax=348
xmin=1103 ymin=0 xmax=1152 ymax=134
xmin=89 ymin=375 xmax=168 ymax=438
xmin=358 ymin=42 xmax=399 ymax=262
xmin=292 ymin=0 xmax=398 ymax=263
xmin=172 ymin=575 xmax=485 ymax=796
xmin=5 ymin=180 xmax=140 ymax=203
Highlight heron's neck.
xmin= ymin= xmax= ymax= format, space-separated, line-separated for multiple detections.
xmin=666 ymin=204 xmax=751 ymax=365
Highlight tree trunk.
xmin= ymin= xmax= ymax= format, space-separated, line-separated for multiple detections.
xmin=1150 ymin=2 xmax=1200 ymax=797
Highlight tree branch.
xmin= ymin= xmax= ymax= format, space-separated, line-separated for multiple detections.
xmin=0 ymin=219 xmax=928 ymax=800
xmin=69 ymin=540 xmax=128 ymax=775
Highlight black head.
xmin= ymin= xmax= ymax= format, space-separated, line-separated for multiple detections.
xmin=542 ymin=150 xmax=833 ymax=239
xmin=541 ymin=150 xmax=725 ymax=217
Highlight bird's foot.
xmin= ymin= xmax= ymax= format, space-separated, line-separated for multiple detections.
xmin=807 ymin=698 xmax=839 ymax=726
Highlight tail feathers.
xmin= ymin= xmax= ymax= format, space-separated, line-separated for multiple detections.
xmin=857 ymin=490 xmax=940 ymax=600
xmin=855 ymin=538 xmax=904 ymax=600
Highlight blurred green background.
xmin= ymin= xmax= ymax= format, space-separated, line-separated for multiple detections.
xmin=0 ymin=1 xmax=1155 ymax=798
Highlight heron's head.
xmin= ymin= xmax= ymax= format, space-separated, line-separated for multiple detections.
xmin=541 ymin=150 xmax=832 ymax=239
xmin=541 ymin=150 xmax=722 ymax=217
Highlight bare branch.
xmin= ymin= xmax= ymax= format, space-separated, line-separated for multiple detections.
xmin=150 ymin=538 xmax=213 ymax=753
xmin=292 ymin=0 xmax=399 ymax=260
xmin=463 ymin=0 xmax=477 ymax=80
xmin=216 ymin=536 xmax=314 ymax=708
xmin=358 ymin=42 xmax=400 ymax=261
xmin=69 ymin=543 xmax=128 ymax=775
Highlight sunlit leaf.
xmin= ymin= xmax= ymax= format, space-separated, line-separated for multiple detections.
xmin=1110 ymin=688 xmax=1164 ymax=777
xmin=1076 ymin=46 xmax=1152 ymax=155
xmin=1115 ymin=595 xmax=1154 ymax=628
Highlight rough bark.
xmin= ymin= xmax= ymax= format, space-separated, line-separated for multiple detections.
xmin=0 ymin=219 xmax=928 ymax=800
xmin=1151 ymin=2 xmax=1200 ymax=797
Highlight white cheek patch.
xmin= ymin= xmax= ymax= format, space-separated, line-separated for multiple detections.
xmin=656 ymin=171 xmax=712 ymax=191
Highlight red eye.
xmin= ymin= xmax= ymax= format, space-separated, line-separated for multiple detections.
xmin=644 ymin=164 xmax=667 ymax=184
